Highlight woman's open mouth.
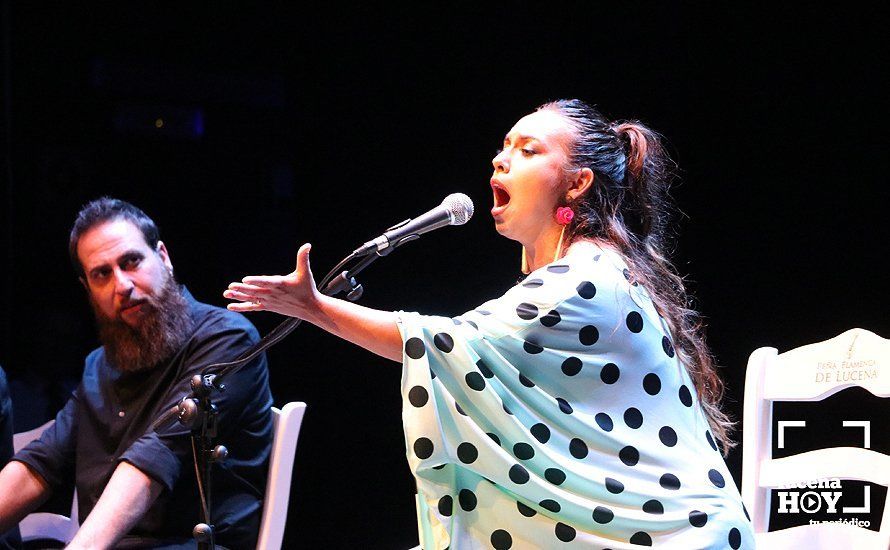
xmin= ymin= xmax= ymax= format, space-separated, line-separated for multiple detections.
xmin=490 ymin=180 xmax=511 ymax=217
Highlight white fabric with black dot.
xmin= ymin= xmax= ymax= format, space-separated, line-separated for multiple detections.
xmin=397 ymin=241 xmax=754 ymax=549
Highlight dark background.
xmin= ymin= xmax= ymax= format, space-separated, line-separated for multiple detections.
xmin=2 ymin=4 xmax=887 ymax=548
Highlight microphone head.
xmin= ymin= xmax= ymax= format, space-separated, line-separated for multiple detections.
xmin=443 ymin=193 xmax=474 ymax=225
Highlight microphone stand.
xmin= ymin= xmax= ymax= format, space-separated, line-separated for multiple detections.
xmin=156 ymin=246 xmax=388 ymax=550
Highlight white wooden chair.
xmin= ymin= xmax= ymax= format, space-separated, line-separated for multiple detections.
xmin=12 ymin=401 xmax=307 ymax=550
xmin=742 ymin=328 xmax=890 ymax=548
xmin=256 ymin=401 xmax=306 ymax=550
xmin=12 ymin=419 xmax=80 ymax=545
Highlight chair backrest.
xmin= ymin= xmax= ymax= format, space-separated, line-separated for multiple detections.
xmin=12 ymin=420 xmax=80 ymax=544
xmin=256 ymin=402 xmax=307 ymax=550
xmin=741 ymin=328 xmax=890 ymax=548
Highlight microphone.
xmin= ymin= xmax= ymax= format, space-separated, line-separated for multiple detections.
xmin=352 ymin=193 xmax=474 ymax=256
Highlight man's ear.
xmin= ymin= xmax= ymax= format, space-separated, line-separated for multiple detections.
xmin=156 ymin=241 xmax=173 ymax=272
xmin=78 ymin=276 xmax=92 ymax=298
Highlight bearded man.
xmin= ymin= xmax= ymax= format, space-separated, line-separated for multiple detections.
xmin=0 ymin=198 xmax=273 ymax=549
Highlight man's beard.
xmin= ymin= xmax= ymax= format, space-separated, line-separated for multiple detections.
xmin=94 ymin=275 xmax=195 ymax=373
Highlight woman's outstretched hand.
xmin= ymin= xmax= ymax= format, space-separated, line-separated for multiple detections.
xmin=224 ymin=243 xmax=320 ymax=321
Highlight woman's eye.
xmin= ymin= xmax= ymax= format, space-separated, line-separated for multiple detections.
xmin=521 ymin=148 xmax=536 ymax=156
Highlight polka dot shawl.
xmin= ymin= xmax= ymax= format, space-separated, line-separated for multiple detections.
xmin=397 ymin=242 xmax=753 ymax=549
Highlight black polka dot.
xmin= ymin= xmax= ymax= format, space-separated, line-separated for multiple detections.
xmin=466 ymin=320 xmax=479 ymax=330
xmin=577 ymin=281 xmax=597 ymax=299
xmin=487 ymin=432 xmax=501 ymax=446
xmin=561 ymin=356 xmax=582 ymax=376
xmin=540 ymin=309 xmax=561 ymax=327
xmin=569 ymin=438 xmax=589 ymax=459
xmin=743 ymin=503 xmax=750 ymax=521
xmin=433 ymin=333 xmax=454 ymax=352
xmin=594 ymin=254 xmax=601 ymax=261
xmin=509 ymin=464 xmax=529 ymax=484
xmin=491 ymin=529 xmax=513 ymax=550
xmin=438 ymin=495 xmax=453 ymax=516
xmin=405 ymin=337 xmax=425 ymax=359
xmin=555 ymin=522 xmax=576 ymax=542
xmin=579 ymin=325 xmax=599 ymax=345
xmin=556 ymin=397 xmax=573 ymax=414
xmin=679 ymin=385 xmax=693 ymax=407
xmin=457 ymin=442 xmax=478 ymax=464
xmin=408 ymin=386 xmax=428 ymax=407
xmin=539 ymin=499 xmax=561 ymax=513
xmin=623 ymin=268 xmax=633 ymax=283
xmin=619 ymin=445 xmax=639 ymax=466
xmin=452 ymin=317 xmax=462 ymax=325
xmin=465 ymin=372 xmax=485 ymax=391
xmin=706 ymin=430 xmax=719 ymax=452
xmin=660 ymin=473 xmax=681 ymax=490
xmin=592 ymin=506 xmax=614 ymax=524
xmin=414 ymin=438 xmax=434 ymax=459
xmin=517 ymin=501 xmax=536 ymax=517
xmin=626 ymin=311 xmax=644 ymax=333
xmin=476 ymin=359 xmax=493 ymax=378
xmin=513 ymin=443 xmax=534 ymax=460
xmin=519 ymin=373 xmax=535 ymax=387
xmin=476 ymin=309 xmax=492 ymax=315
xmin=502 ymin=402 xmax=513 ymax=416
xmin=688 ymin=510 xmax=708 ymax=527
xmin=432 ymin=464 xmax=445 ymax=470
xmin=455 ymin=401 xmax=467 ymax=416
xmin=516 ymin=302 xmax=538 ymax=320
xmin=624 ymin=407 xmax=643 ymax=429
xmin=476 ymin=359 xmax=494 ymax=384
xmin=459 ymin=489 xmax=477 ymax=511
xmin=659 ymin=426 xmax=678 ymax=447
xmin=545 ymin=468 xmax=566 ymax=485
xmin=523 ymin=340 xmax=544 ymax=354
xmin=643 ymin=373 xmax=661 ymax=395
xmin=708 ymin=469 xmax=726 ymax=488
xmin=547 ymin=264 xmax=570 ymax=273
xmin=728 ymin=527 xmax=742 ymax=549
xmin=643 ymin=499 xmax=664 ymax=514
xmin=605 ymin=477 xmax=624 ymax=494
xmin=430 ymin=368 xmax=436 ymax=379
xmin=600 ymin=363 xmax=620 ymax=384
xmin=522 ymin=278 xmax=544 ymax=288
xmin=595 ymin=412 xmax=614 ymax=432
xmin=662 ymin=336 xmax=675 ymax=357
xmin=629 ymin=532 xmax=652 ymax=546
xmin=530 ymin=423 xmax=551 ymax=444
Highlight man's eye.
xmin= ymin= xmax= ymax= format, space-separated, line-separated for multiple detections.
xmin=123 ymin=257 xmax=141 ymax=269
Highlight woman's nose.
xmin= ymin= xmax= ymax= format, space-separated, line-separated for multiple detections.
xmin=492 ymin=149 xmax=509 ymax=173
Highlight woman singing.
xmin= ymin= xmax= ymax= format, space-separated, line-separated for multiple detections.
xmin=225 ymin=99 xmax=754 ymax=549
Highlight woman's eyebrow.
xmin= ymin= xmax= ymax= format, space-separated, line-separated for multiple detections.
xmin=503 ymin=134 xmax=538 ymax=143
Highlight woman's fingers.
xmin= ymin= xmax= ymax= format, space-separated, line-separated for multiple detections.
xmin=241 ymin=275 xmax=289 ymax=287
xmin=227 ymin=282 xmax=273 ymax=294
xmin=296 ymin=243 xmax=312 ymax=273
xmin=226 ymin=300 xmax=265 ymax=312
xmin=223 ymin=289 xmax=260 ymax=302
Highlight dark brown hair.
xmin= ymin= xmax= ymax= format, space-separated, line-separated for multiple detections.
xmin=69 ymin=197 xmax=161 ymax=277
xmin=539 ymin=99 xmax=734 ymax=451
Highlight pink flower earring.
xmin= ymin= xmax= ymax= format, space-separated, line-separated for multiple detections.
xmin=553 ymin=206 xmax=575 ymax=263
xmin=556 ymin=206 xmax=575 ymax=225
